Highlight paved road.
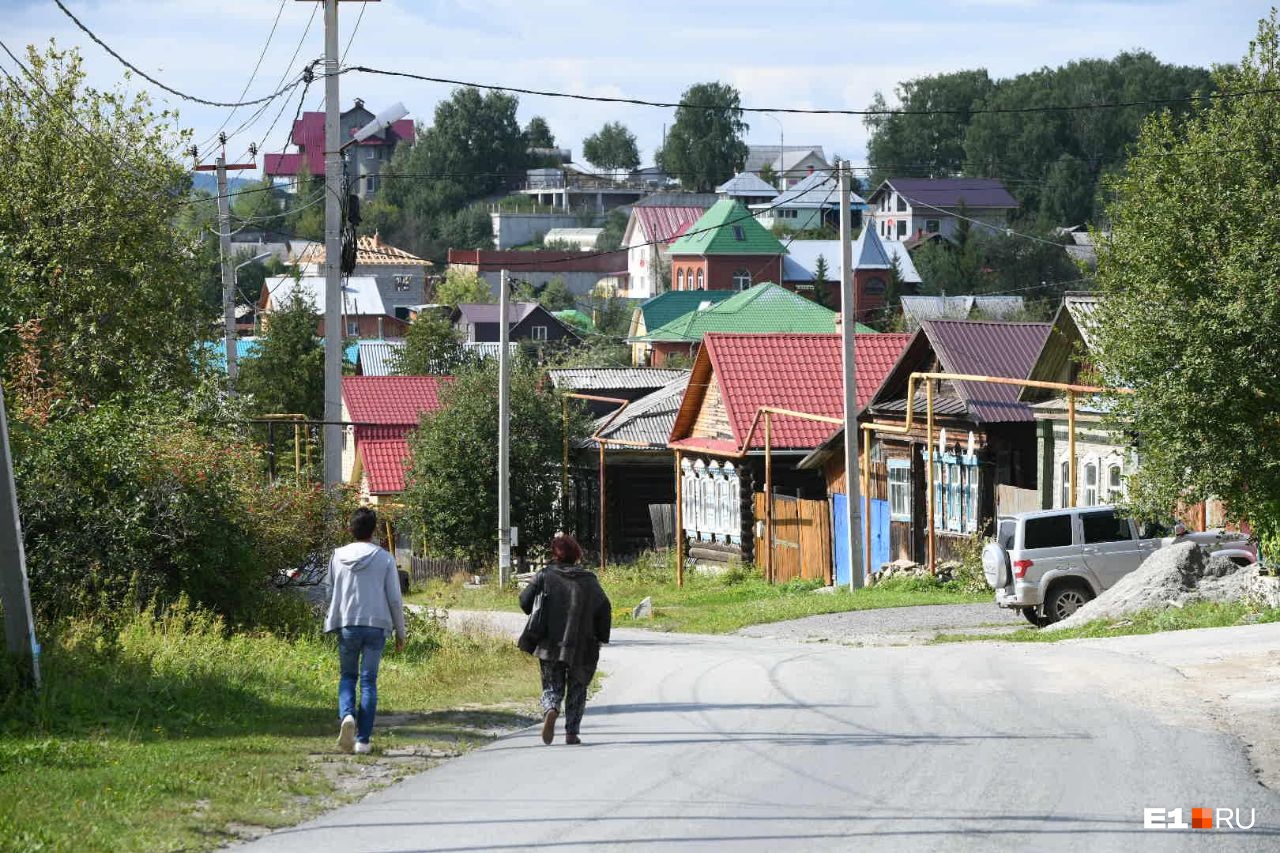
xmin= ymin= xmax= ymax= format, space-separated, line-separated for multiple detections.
xmin=737 ymin=602 xmax=1024 ymax=644
xmin=241 ymin=622 xmax=1280 ymax=852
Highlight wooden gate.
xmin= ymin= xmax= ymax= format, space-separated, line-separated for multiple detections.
xmin=753 ymin=493 xmax=832 ymax=585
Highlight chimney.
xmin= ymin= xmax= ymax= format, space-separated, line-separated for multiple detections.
xmin=354 ymin=98 xmax=365 ymax=110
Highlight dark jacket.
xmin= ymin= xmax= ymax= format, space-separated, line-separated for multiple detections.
xmin=519 ymin=563 xmax=612 ymax=677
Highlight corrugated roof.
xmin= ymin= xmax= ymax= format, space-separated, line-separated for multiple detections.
xmin=633 ymin=192 xmax=719 ymax=208
xmin=632 ymin=206 xmax=707 ymax=246
xmin=667 ymin=199 xmax=786 ymax=257
xmin=356 ymin=340 xmax=405 ymax=376
xmin=877 ymin=177 xmax=1020 ymax=210
xmin=1063 ymin=292 xmax=1101 ymax=349
xmin=634 ymin=283 xmax=836 ymax=343
xmin=922 ymin=320 xmax=1051 ymax=423
xmin=342 ymin=376 xmax=452 ymax=443
xmin=264 ymin=109 xmax=413 ymax=178
xmin=670 ymin=332 xmax=911 ymax=452
xmin=264 ymin=275 xmax=386 ymax=316
xmin=716 ymin=172 xmax=779 ymax=197
xmin=751 ymin=170 xmax=863 ymax=209
xmin=360 ymin=438 xmax=410 ymax=495
xmin=782 ymin=235 xmax=922 ymax=285
xmin=636 ymin=290 xmax=735 ymax=332
xmin=744 ymin=145 xmax=826 ymax=173
xmin=595 ymin=376 xmax=689 ymax=447
xmin=548 ymin=368 xmax=688 ymax=391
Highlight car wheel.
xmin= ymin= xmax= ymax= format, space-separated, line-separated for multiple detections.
xmin=1021 ymin=608 xmax=1049 ymax=628
xmin=1043 ymin=582 xmax=1094 ymax=624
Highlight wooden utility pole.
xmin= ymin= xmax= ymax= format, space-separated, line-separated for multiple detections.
xmin=0 ymin=385 xmax=38 ymax=688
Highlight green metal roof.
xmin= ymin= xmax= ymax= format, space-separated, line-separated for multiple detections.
xmin=637 ymin=290 xmax=735 ymax=333
xmin=553 ymin=309 xmax=596 ymax=333
xmin=633 ymin=283 xmax=848 ymax=343
xmin=666 ymin=199 xmax=787 ymax=256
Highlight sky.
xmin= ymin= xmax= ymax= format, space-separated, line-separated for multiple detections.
xmin=3 ymin=0 xmax=1272 ymax=176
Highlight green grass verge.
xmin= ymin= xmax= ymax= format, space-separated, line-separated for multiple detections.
xmin=409 ymin=558 xmax=988 ymax=634
xmin=932 ymin=600 xmax=1280 ymax=644
xmin=0 ymin=599 xmax=538 ymax=852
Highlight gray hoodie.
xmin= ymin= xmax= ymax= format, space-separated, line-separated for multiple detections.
xmin=323 ymin=541 xmax=406 ymax=640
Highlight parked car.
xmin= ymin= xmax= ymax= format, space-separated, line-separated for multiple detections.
xmin=983 ymin=505 xmax=1257 ymax=626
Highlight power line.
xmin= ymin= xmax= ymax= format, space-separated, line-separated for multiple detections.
xmin=52 ymin=0 xmax=308 ymax=108
xmin=335 ymin=65 xmax=1277 ymax=117
xmin=196 ymin=0 xmax=289 ymax=153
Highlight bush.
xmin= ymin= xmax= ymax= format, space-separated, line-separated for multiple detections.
xmin=12 ymin=397 xmax=352 ymax=627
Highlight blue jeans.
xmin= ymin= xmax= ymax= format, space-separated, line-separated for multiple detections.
xmin=338 ymin=625 xmax=387 ymax=743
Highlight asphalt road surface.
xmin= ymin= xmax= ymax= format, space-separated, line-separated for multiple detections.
xmin=240 ymin=621 xmax=1280 ymax=852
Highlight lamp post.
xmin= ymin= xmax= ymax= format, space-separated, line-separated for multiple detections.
xmin=226 ymin=251 xmax=272 ymax=393
xmin=761 ymin=113 xmax=784 ymax=190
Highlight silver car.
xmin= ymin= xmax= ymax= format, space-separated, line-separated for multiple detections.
xmin=983 ymin=505 xmax=1257 ymax=626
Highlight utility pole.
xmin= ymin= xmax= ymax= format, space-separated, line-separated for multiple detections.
xmin=322 ymin=0 xmax=343 ymax=487
xmin=193 ymin=137 xmax=256 ymax=395
xmin=0 ymin=384 xmax=39 ymax=688
xmin=839 ymin=160 xmax=865 ymax=590
xmin=497 ymin=269 xmax=512 ymax=585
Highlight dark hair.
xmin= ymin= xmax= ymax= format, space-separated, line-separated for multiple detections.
xmin=350 ymin=507 xmax=378 ymax=541
xmin=550 ymin=534 xmax=582 ymax=565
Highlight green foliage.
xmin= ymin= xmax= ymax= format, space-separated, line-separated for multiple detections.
xmin=238 ymin=293 xmax=325 ymax=418
xmin=0 ymin=45 xmax=207 ymax=404
xmin=596 ymin=207 xmax=629 ymax=252
xmin=524 ymin=115 xmax=556 ymax=149
xmin=11 ymin=395 xmax=349 ymax=626
xmin=1091 ymin=13 xmax=1280 ymax=550
xmin=550 ymin=336 xmax=630 ymax=368
xmin=657 ymin=81 xmax=749 ymax=192
xmin=402 ymin=362 xmax=591 ymax=565
xmin=231 ymin=176 xmax=283 ymax=233
xmin=538 ymin=276 xmax=576 ymax=311
xmin=911 ymin=222 xmax=1077 ymax=311
xmin=810 ymin=255 xmax=830 ymax=308
xmin=582 ymin=121 xmax=640 ymax=172
xmin=435 ymin=267 xmax=492 ymax=307
xmin=583 ymin=291 xmax=634 ymax=337
xmin=392 ymin=310 xmax=472 ymax=375
xmin=758 ymin=163 xmax=777 ymax=189
xmin=865 ymin=54 xmax=1213 ymax=224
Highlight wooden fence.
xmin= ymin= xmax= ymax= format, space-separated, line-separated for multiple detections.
xmin=406 ymin=554 xmax=472 ymax=586
xmin=753 ymin=493 xmax=833 ymax=585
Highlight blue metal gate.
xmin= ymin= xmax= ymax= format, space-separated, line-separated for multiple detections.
xmin=833 ymin=493 xmax=890 ymax=585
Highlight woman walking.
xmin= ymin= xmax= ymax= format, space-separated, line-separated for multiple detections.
xmin=519 ymin=535 xmax=612 ymax=745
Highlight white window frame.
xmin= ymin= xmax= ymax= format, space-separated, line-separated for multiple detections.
xmin=928 ymin=450 xmax=979 ymax=533
xmin=394 ymin=274 xmax=412 ymax=292
xmin=1107 ymin=462 xmax=1124 ymax=502
xmin=1083 ymin=461 xmax=1099 ymax=506
xmin=732 ymin=270 xmax=751 ymax=291
xmin=531 ymin=325 xmax=548 ymax=341
xmin=695 ymin=269 xmax=704 ymax=289
xmin=677 ymin=269 xmax=685 ymax=290
xmin=888 ymin=459 xmax=911 ymax=521
xmin=1060 ymin=459 xmax=1070 ymax=508
xmin=346 ymin=319 xmax=359 ymax=336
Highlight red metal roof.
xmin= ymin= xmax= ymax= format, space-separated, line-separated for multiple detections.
xmin=359 ymin=438 xmax=410 ymax=495
xmin=342 ymin=376 xmax=452 ymax=444
xmin=633 ymin=207 xmax=707 ymax=246
xmin=264 ymin=113 xmax=413 ymax=178
xmin=671 ymin=332 xmax=910 ymax=452
xmin=920 ymin=320 xmax=1051 ymax=423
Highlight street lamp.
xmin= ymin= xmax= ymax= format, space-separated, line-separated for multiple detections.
xmin=761 ymin=112 xmax=784 ymax=190
xmin=227 ymin=251 xmax=272 ymax=390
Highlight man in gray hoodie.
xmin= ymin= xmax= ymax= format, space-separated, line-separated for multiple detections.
xmin=324 ymin=507 xmax=406 ymax=754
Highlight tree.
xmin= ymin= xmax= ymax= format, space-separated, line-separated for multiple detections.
xmin=657 ymin=82 xmax=748 ymax=192
xmin=0 ymin=45 xmax=207 ymax=404
xmin=758 ymin=163 xmax=778 ymax=189
xmin=524 ymin=115 xmax=556 ymax=149
xmin=1091 ymin=13 xmax=1280 ymax=555
xmin=538 ymin=277 xmax=576 ymax=311
xmin=231 ymin=176 xmax=283 ymax=234
xmin=435 ymin=267 xmax=492 ymax=307
xmin=864 ymin=70 xmax=995 ymax=186
xmin=582 ymin=121 xmax=640 ymax=173
xmin=402 ymin=362 xmax=590 ymax=565
xmin=810 ymin=255 xmax=830 ymax=308
xmin=391 ymin=311 xmax=469 ymax=375
xmin=595 ymin=208 xmax=628 ymax=252
xmin=238 ymin=293 xmax=325 ymax=418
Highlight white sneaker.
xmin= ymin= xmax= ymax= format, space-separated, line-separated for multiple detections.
xmin=338 ymin=715 xmax=356 ymax=753
xmin=354 ymin=741 xmax=372 ymax=755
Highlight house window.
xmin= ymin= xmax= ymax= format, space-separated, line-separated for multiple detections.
xmin=695 ymin=269 xmax=704 ymax=289
xmin=1060 ymin=460 xmax=1070 ymax=508
xmin=1083 ymin=462 xmax=1098 ymax=506
xmin=1107 ymin=464 xmax=1124 ymax=502
xmin=896 ymin=220 xmax=907 ymax=238
xmin=888 ymin=460 xmax=911 ymax=521
xmin=928 ymin=450 xmax=979 ymax=533
xmin=365 ymin=147 xmax=376 ymax=160
xmin=863 ymin=277 xmax=886 ymax=295
xmin=732 ymin=270 xmax=751 ymax=291
xmin=366 ymin=175 xmax=378 ymax=192
xmin=346 ymin=319 xmax=359 ymax=336
xmin=779 ymin=209 xmax=798 ymax=220
xmin=531 ymin=325 xmax=548 ymax=341
xmin=394 ymin=274 xmax=412 ymax=292
xmin=895 ymin=194 xmax=907 ymax=212
xmin=677 ymin=269 xmax=685 ymax=290
xmin=732 ymin=225 xmax=746 ymax=241
xmin=925 ymin=219 xmax=941 ymax=233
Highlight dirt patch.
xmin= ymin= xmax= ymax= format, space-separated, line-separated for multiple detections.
xmin=1047 ymin=542 xmax=1272 ymax=631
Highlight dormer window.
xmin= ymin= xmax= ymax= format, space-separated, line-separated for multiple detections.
xmin=732 ymin=225 xmax=746 ymax=241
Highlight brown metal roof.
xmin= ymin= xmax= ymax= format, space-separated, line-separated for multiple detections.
xmin=921 ymin=320 xmax=1051 ymax=423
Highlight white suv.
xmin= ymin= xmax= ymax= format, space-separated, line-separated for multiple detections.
xmin=983 ymin=505 xmax=1257 ymax=626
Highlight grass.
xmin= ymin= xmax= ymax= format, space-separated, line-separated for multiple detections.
xmin=0 ymin=597 xmax=538 ymax=853
xmin=408 ymin=556 xmax=989 ymax=635
xmin=933 ymin=600 xmax=1280 ymax=644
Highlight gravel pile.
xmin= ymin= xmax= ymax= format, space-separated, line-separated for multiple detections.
xmin=1046 ymin=542 xmax=1267 ymax=631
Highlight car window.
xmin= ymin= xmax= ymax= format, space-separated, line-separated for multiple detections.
xmin=998 ymin=519 xmax=1015 ymax=550
xmin=1081 ymin=510 xmax=1133 ymax=544
xmin=1023 ymin=514 xmax=1073 ymax=550
xmin=1139 ymin=520 xmax=1171 ymax=540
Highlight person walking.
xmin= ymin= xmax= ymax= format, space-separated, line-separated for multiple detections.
xmin=519 ymin=535 xmax=612 ymax=745
xmin=324 ymin=507 xmax=406 ymax=755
